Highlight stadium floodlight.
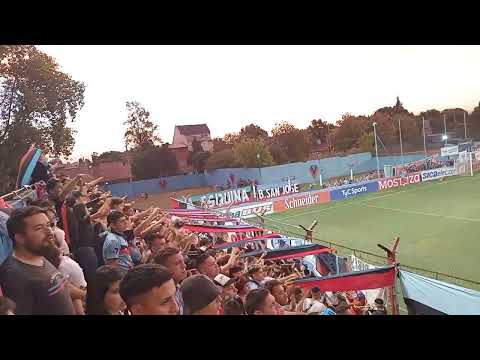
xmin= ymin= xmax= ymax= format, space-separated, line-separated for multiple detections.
xmin=442 ymin=135 xmax=448 ymax=140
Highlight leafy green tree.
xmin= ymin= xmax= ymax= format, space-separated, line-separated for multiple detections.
xmin=233 ymin=139 xmax=274 ymax=168
xmin=124 ymin=101 xmax=160 ymax=151
xmin=0 ymin=45 xmax=85 ymax=193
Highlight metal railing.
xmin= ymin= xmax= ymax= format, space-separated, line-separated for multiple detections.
xmin=248 ymin=216 xmax=480 ymax=291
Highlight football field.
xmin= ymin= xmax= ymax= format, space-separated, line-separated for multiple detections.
xmin=265 ymin=175 xmax=480 ymax=284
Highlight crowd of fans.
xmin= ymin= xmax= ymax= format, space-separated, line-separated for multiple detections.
xmin=0 ymin=173 xmax=388 ymax=315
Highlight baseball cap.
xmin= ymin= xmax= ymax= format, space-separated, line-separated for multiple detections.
xmin=180 ymin=274 xmax=220 ymax=315
xmin=213 ymin=274 xmax=239 ymax=287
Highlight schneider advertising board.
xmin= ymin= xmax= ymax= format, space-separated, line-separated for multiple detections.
xmin=420 ymin=167 xmax=455 ymax=182
xmin=330 ymin=180 xmax=379 ymax=201
xmin=378 ymin=173 xmax=421 ymax=190
xmin=273 ymin=191 xmax=330 ymax=212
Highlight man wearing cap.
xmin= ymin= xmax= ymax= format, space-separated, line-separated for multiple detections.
xmin=213 ymin=273 xmax=239 ymax=302
xmin=180 ymin=274 xmax=222 ymax=315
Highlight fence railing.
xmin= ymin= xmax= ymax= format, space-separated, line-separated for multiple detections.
xmin=247 ymin=216 xmax=480 ymax=292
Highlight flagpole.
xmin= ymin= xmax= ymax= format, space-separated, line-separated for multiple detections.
xmin=443 ymin=114 xmax=447 ymax=146
xmin=398 ymin=117 xmax=403 ymax=165
xmin=422 ymin=116 xmax=427 ymax=157
xmin=464 ymin=112 xmax=467 ymax=139
xmin=373 ymin=122 xmax=380 ymax=179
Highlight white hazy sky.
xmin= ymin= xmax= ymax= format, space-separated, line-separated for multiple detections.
xmin=38 ymin=45 xmax=480 ymax=160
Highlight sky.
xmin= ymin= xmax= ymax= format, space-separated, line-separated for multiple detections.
xmin=38 ymin=45 xmax=480 ymax=161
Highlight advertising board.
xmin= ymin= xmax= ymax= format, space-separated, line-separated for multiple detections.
xmin=273 ymin=191 xmax=331 ymax=212
xmin=225 ymin=201 xmax=274 ymax=219
xmin=420 ymin=167 xmax=455 ymax=181
xmin=329 ymin=181 xmax=379 ymax=201
xmin=378 ymin=173 xmax=421 ymax=191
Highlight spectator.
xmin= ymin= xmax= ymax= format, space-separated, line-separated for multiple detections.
xmin=40 ymin=239 xmax=87 ymax=315
xmin=0 ymin=206 xmax=75 ymax=315
xmin=196 ymin=251 xmax=220 ymax=280
xmin=30 ymin=199 xmax=70 ymax=256
xmin=264 ymin=279 xmax=289 ymax=307
xmin=86 ymin=265 xmax=126 ymax=315
xmin=181 ymin=274 xmax=221 ymax=315
xmin=235 ymin=276 xmax=250 ymax=304
xmin=246 ymin=265 xmax=272 ymax=291
xmin=369 ymin=298 xmax=387 ymax=315
xmin=301 ymin=286 xmax=327 ymax=314
xmin=71 ymin=200 xmax=99 ymax=286
xmin=109 ymin=197 xmax=125 ymax=212
xmin=120 ymin=264 xmax=179 ymax=315
xmin=229 ymin=265 xmax=244 ymax=279
xmin=245 ymin=288 xmax=281 ymax=315
xmin=144 ymin=232 xmax=166 ymax=262
xmin=213 ymin=273 xmax=239 ymax=302
xmin=102 ymin=211 xmax=134 ymax=271
xmin=223 ymin=296 xmax=246 ymax=315
xmin=0 ymin=296 xmax=16 ymax=315
xmin=153 ymin=247 xmax=187 ymax=314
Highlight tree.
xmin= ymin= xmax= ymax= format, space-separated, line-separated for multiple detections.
xmin=223 ymin=132 xmax=240 ymax=146
xmin=93 ymin=151 xmax=124 ymax=164
xmin=332 ymin=114 xmax=372 ymax=151
xmin=131 ymin=146 xmax=178 ymax=180
xmin=307 ymin=119 xmax=335 ymax=145
xmin=124 ymin=101 xmax=160 ymax=151
xmin=271 ymin=121 xmax=311 ymax=162
xmin=212 ymin=137 xmax=231 ymax=152
xmin=0 ymin=45 xmax=85 ymax=193
xmin=358 ymin=132 xmax=375 ymax=152
xmin=233 ymin=139 xmax=274 ymax=168
xmin=239 ymin=124 xmax=269 ymax=142
xmin=190 ymin=152 xmax=210 ymax=174
xmin=269 ymin=142 xmax=289 ymax=164
xmin=205 ymin=149 xmax=237 ymax=171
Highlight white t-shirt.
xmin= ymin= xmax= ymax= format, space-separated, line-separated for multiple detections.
xmin=54 ymin=227 xmax=70 ymax=256
xmin=303 ymin=298 xmax=327 ymax=314
xmin=59 ymin=256 xmax=87 ymax=288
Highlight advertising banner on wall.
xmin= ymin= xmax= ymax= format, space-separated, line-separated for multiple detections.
xmin=329 ymin=181 xmax=379 ymax=201
xmin=377 ymin=172 xmax=422 ymax=191
xmin=440 ymin=146 xmax=459 ymax=157
xmin=223 ymin=201 xmax=274 ymax=219
xmin=255 ymin=180 xmax=300 ymax=201
xmin=187 ymin=186 xmax=252 ymax=208
xmin=420 ymin=167 xmax=455 ymax=182
xmin=273 ymin=191 xmax=330 ymax=212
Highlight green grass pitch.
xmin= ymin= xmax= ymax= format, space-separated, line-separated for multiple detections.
xmin=266 ymin=175 xmax=480 ymax=283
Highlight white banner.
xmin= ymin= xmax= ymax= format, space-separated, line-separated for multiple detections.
xmin=420 ymin=167 xmax=455 ymax=182
xmin=441 ymin=145 xmax=459 ymax=157
xmin=224 ymin=201 xmax=274 ymax=219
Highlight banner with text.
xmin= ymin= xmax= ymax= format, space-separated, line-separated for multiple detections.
xmin=223 ymin=201 xmax=274 ymax=219
xmin=420 ymin=167 xmax=455 ymax=182
xmin=255 ymin=180 xmax=300 ymax=201
xmin=377 ymin=172 xmax=422 ymax=191
xmin=329 ymin=181 xmax=379 ymax=201
xmin=273 ymin=191 xmax=331 ymax=212
xmin=187 ymin=186 xmax=252 ymax=208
